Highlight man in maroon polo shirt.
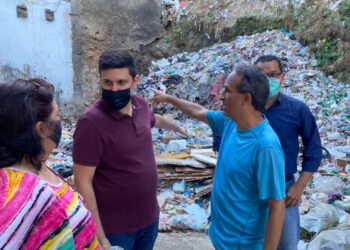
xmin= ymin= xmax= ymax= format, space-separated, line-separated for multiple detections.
xmin=73 ymin=49 xmax=187 ymax=250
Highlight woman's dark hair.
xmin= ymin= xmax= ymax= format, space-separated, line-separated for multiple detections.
xmin=0 ymin=79 xmax=55 ymax=170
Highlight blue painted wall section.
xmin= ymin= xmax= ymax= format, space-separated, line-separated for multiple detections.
xmin=0 ymin=0 xmax=73 ymax=101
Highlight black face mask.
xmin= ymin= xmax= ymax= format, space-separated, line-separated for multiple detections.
xmin=102 ymin=88 xmax=131 ymax=110
xmin=49 ymin=120 xmax=62 ymax=148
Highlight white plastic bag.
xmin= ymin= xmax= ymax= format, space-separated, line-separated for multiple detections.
xmin=168 ymin=203 xmax=208 ymax=231
xmin=312 ymin=175 xmax=346 ymax=194
xmin=300 ymin=203 xmax=340 ymax=233
xmin=308 ymin=229 xmax=350 ymax=250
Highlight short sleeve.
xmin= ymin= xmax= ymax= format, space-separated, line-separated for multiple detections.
xmin=73 ymin=117 xmax=104 ymax=166
xmin=256 ymin=147 xmax=286 ymax=200
xmin=207 ymin=111 xmax=228 ymax=137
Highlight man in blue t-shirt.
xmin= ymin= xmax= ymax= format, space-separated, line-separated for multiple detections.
xmin=152 ymin=64 xmax=285 ymax=250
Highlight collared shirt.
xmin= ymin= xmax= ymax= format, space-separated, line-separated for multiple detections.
xmin=264 ymin=93 xmax=322 ymax=176
xmin=73 ymin=95 xmax=159 ymax=234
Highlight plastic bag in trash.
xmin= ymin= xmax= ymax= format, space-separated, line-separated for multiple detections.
xmin=168 ymin=203 xmax=208 ymax=231
xmin=307 ymin=229 xmax=350 ymax=250
xmin=173 ymin=180 xmax=186 ymax=193
xmin=312 ymin=176 xmax=346 ymax=194
xmin=300 ymin=203 xmax=342 ymax=233
xmin=297 ymin=240 xmax=308 ymax=250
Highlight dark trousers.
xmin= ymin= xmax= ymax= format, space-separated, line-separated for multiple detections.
xmin=106 ymin=220 xmax=159 ymax=250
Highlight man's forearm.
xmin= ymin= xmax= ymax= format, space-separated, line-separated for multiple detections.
xmin=296 ymin=171 xmax=313 ymax=188
xmin=264 ymin=199 xmax=285 ymax=250
xmin=155 ymin=114 xmax=181 ymax=132
xmin=75 ymin=182 xmax=106 ymax=240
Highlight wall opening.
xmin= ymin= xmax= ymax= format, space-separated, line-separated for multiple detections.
xmin=45 ymin=9 xmax=55 ymax=21
xmin=16 ymin=4 xmax=28 ymax=18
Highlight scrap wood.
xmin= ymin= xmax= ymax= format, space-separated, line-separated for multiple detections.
xmin=190 ymin=148 xmax=216 ymax=157
xmin=204 ymin=179 xmax=213 ymax=185
xmin=194 ymin=184 xmax=212 ymax=198
xmin=158 ymin=166 xmax=177 ymax=173
xmin=156 ymin=158 xmax=207 ymax=168
xmin=160 ymin=170 xmax=213 ymax=177
xmin=158 ymin=174 xmax=213 ymax=181
xmin=157 ymin=152 xmax=191 ymax=159
xmin=174 ymin=166 xmax=208 ymax=173
xmin=190 ymin=153 xmax=217 ymax=166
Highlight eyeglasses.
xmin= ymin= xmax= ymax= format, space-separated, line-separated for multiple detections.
xmin=266 ymin=72 xmax=283 ymax=78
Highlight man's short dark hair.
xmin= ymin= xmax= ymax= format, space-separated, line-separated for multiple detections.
xmin=254 ymin=55 xmax=284 ymax=73
xmin=98 ymin=49 xmax=137 ymax=77
xmin=234 ymin=64 xmax=269 ymax=112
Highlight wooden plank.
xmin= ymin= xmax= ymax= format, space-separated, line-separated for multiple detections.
xmin=158 ymin=174 xmax=213 ymax=180
xmin=190 ymin=148 xmax=216 ymax=157
xmin=190 ymin=153 xmax=217 ymax=166
xmin=156 ymin=158 xmax=207 ymax=169
xmin=174 ymin=167 xmax=208 ymax=173
xmin=157 ymin=152 xmax=191 ymax=160
xmin=194 ymin=184 xmax=212 ymax=198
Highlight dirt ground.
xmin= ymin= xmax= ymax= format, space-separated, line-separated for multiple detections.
xmin=154 ymin=232 xmax=214 ymax=250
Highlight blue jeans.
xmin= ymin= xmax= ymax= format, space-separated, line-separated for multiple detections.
xmin=278 ymin=179 xmax=300 ymax=250
xmin=106 ymin=220 xmax=159 ymax=250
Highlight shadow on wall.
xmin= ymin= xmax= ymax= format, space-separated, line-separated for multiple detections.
xmin=0 ymin=64 xmax=75 ymax=119
xmin=0 ymin=64 xmax=33 ymax=81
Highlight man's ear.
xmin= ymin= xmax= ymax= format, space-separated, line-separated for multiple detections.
xmin=243 ymin=92 xmax=252 ymax=106
xmin=35 ymin=121 xmax=47 ymax=139
xmin=131 ymin=75 xmax=140 ymax=91
xmin=280 ymin=73 xmax=286 ymax=87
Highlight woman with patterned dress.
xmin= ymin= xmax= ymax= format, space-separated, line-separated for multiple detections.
xmin=0 ymin=79 xmax=101 ymax=250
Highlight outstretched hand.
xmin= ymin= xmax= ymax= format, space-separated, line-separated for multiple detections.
xmin=150 ymin=90 xmax=170 ymax=105
xmin=176 ymin=126 xmax=191 ymax=138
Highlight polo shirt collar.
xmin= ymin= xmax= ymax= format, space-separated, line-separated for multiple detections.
xmin=275 ymin=92 xmax=283 ymax=104
xmin=269 ymin=92 xmax=283 ymax=108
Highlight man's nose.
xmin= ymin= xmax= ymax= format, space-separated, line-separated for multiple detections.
xmin=111 ymin=83 xmax=120 ymax=91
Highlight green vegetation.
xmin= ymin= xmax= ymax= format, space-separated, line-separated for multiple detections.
xmin=316 ymin=39 xmax=339 ymax=71
xmin=300 ymin=227 xmax=316 ymax=242
xmin=339 ymin=0 xmax=350 ymax=23
xmin=170 ymin=21 xmax=192 ymax=48
xmin=283 ymin=0 xmax=350 ymax=83
xmin=222 ymin=17 xmax=283 ymax=42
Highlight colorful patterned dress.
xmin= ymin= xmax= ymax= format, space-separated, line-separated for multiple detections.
xmin=0 ymin=168 xmax=100 ymax=250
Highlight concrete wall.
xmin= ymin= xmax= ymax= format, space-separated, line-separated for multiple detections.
xmin=71 ymin=0 xmax=163 ymax=111
xmin=0 ymin=0 xmax=73 ymax=104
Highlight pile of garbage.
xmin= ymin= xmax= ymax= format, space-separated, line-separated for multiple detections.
xmin=49 ymin=30 xmax=349 ymax=247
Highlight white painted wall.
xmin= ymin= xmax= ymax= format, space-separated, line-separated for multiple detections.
xmin=0 ymin=0 xmax=73 ymax=100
